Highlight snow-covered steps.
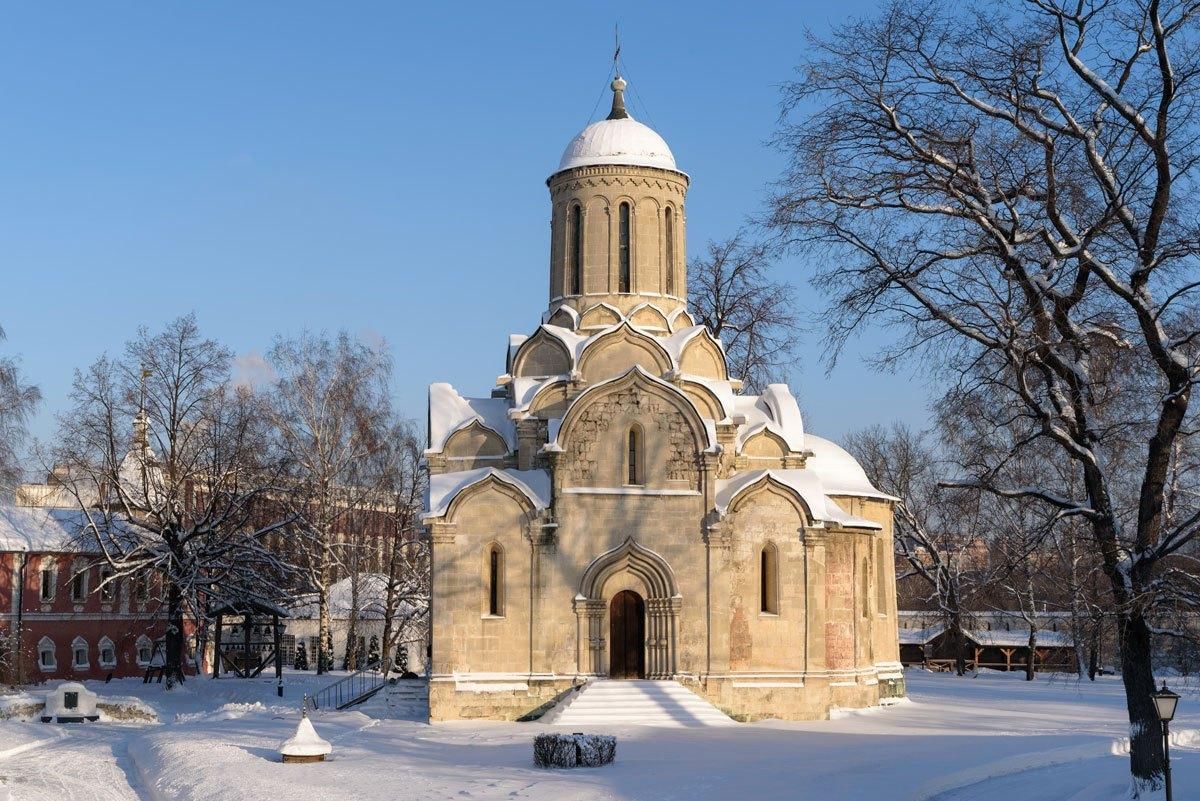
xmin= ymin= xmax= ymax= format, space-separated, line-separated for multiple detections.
xmin=540 ymin=680 xmax=736 ymax=727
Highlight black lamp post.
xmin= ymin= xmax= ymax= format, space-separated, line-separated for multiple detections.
xmin=1152 ymin=682 xmax=1181 ymax=801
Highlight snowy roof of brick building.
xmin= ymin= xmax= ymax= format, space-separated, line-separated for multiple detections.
xmin=288 ymin=573 xmax=421 ymax=621
xmin=424 ymin=468 xmax=551 ymax=520
xmin=0 ymin=505 xmax=103 ymax=552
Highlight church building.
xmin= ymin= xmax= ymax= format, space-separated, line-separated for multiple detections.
xmin=424 ymin=75 xmax=903 ymax=721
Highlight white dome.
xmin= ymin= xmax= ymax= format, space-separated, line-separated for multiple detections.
xmin=556 ymin=116 xmax=678 ymax=174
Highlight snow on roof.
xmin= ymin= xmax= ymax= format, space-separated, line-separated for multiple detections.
xmin=289 ymin=573 xmax=420 ymax=621
xmin=966 ymin=629 xmax=1074 ymax=648
xmin=804 ymin=434 xmax=894 ymax=501
xmin=427 ymin=383 xmax=516 ymax=454
xmin=733 ymin=387 xmax=806 ymax=454
xmin=511 ymin=375 xmax=568 ymax=412
xmin=714 ymin=470 xmax=882 ymax=530
xmin=0 ymin=505 xmax=99 ymax=552
xmin=899 ymin=625 xmax=946 ymax=645
xmin=555 ymin=116 xmax=679 ymax=174
xmin=424 ymin=468 xmax=551 ymax=520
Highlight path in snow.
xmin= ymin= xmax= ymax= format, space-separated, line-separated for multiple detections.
xmin=0 ymin=725 xmax=144 ymax=801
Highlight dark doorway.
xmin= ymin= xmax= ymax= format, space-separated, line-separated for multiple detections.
xmin=609 ymin=590 xmax=645 ymax=679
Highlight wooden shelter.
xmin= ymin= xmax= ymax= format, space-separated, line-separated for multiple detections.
xmin=210 ymin=598 xmax=289 ymax=681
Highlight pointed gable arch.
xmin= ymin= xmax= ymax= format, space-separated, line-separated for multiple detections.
xmin=627 ymin=302 xmax=671 ymax=334
xmin=438 ymin=470 xmax=549 ymax=523
xmin=668 ymin=307 xmax=696 ymax=332
xmin=741 ymin=427 xmax=791 ymax=458
xmin=554 ymin=367 xmax=710 ymax=487
xmin=527 ymin=380 xmax=569 ymax=418
xmin=678 ymin=328 xmax=728 ymax=380
xmin=724 ymin=474 xmax=813 ymax=524
xmin=578 ymin=302 xmax=623 ymax=332
xmin=678 ymin=379 xmax=727 ymax=420
xmin=580 ymin=536 xmax=679 ymax=600
xmin=443 ymin=420 xmax=510 ymax=460
xmin=543 ymin=303 xmax=579 ymax=331
xmin=512 ymin=327 xmax=573 ymax=378
xmin=577 ymin=322 xmax=674 ymax=383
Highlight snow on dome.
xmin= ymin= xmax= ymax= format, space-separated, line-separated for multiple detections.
xmin=805 ymin=434 xmax=896 ymax=500
xmin=554 ymin=76 xmax=679 ymax=175
xmin=556 ymin=117 xmax=678 ymax=173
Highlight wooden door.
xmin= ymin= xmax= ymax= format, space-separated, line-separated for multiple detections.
xmin=609 ymin=590 xmax=645 ymax=679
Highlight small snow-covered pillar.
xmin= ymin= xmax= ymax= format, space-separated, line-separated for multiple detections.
xmin=280 ymin=705 xmax=332 ymax=764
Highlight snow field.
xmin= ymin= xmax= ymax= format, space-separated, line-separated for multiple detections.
xmin=0 ymin=669 xmax=1196 ymax=800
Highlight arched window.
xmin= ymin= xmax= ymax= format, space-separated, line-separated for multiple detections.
xmin=760 ymin=543 xmax=779 ymax=614
xmin=664 ymin=207 xmax=675 ymax=296
xmin=37 ymin=637 xmax=56 ymax=672
xmin=98 ymin=636 xmax=117 ymax=668
xmin=135 ymin=635 xmax=153 ymax=667
xmin=71 ymin=636 xmax=89 ymax=670
xmin=487 ymin=544 xmax=505 ymax=617
xmin=627 ymin=426 xmax=642 ymax=485
xmin=569 ymin=204 xmax=583 ymax=295
xmin=618 ymin=202 xmax=631 ymax=293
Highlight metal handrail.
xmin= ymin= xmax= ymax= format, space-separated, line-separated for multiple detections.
xmin=311 ymin=666 xmax=386 ymax=711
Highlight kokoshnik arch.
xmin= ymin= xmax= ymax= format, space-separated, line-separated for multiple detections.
xmin=423 ymin=75 xmax=904 ymax=721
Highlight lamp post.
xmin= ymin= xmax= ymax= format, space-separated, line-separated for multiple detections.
xmin=1152 ymin=682 xmax=1181 ymax=801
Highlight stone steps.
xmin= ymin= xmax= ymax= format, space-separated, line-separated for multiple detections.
xmin=540 ymin=680 xmax=736 ymax=727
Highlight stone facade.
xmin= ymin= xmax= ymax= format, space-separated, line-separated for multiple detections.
xmin=423 ymin=76 xmax=903 ymax=722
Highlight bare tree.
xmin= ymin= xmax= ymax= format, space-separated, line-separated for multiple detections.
xmin=847 ymin=424 xmax=998 ymax=674
xmin=265 ymin=331 xmax=394 ymax=675
xmin=0 ymin=325 xmax=41 ymax=493
xmin=688 ymin=233 xmax=801 ymax=392
xmin=53 ymin=315 xmax=293 ymax=686
xmin=769 ymin=0 xmax=1200 ymax=786
xmin=377 ymin=421 xmax=429 ymax=676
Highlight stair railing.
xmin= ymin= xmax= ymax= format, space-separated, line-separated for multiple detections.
xmin=311 ymin=666 xmax=387 ymax=711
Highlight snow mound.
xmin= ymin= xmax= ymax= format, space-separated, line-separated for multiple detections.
xmin=280 ymin=714 xmax=333 ymax=757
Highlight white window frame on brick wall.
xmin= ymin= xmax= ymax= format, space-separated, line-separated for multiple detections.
xmin=98 ymin=636 xmax=117 ymax=668
xmin=71 ymin=636 xmax=90 ymax=670
xmin=39 ymin=561 xmax=56 ymax=602
xmin=70 ymin=563 xmax=89 ymax=603
xmin=135 ymin=635 xmax=152 ymax=667
xmin=37 ymin=637 xmax=56 ymax=672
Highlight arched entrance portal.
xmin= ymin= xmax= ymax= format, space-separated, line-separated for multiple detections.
xmin=574 ymin=537 xmax=681 ymax=679
xmin=609 ymin=590 xmax=645 ymax=679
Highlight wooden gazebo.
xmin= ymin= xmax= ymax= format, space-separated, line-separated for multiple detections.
xmin=210 ymin=598 xmax=289 ymax=682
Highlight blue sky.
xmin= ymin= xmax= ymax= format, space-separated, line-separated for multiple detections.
xmin=0 ymin=0 xmax=928 ymax=459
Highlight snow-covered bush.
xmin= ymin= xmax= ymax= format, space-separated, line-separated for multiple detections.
xmin=532 ymin=733 xmax=616 ymax=768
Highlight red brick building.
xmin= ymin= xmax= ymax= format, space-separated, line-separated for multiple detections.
xmin=0 ymin=504 xmax=177 ymax=684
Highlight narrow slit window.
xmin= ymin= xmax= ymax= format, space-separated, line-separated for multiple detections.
xmin=569 ymin=204 xmax=583 ymax=295
xmin=627 ymin=427 xmax=641 ymax=485
xmin=618 ymin=202 xmax=631 ymax=293
xmin=40 ymin=567 xmax=54 ymax=602
xmin=761 ymin=544 xmax=779 ymax=614
xmin=664 ymin=207 xmax=675 ymax=295
xmin=488 ymin=546 xmax=504 ymax=617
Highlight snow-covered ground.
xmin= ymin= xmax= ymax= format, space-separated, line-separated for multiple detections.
xmin=0 ymin=669 xmax=1196 ymax=800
